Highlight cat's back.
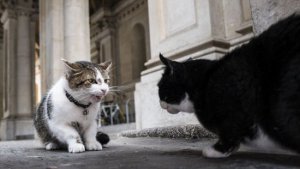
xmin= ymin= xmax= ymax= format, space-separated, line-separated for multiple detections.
xmin=208 ymin=14 xmax=300 ymax=89
xmin=249 ymin=14 xmax=300 ymax=64
xmin=34 ymin=78 xmax=65 ymax=122
xmin=48 ymin=78 xmax=70 ymax=107
xmin=257 ymin=14 xmax=300 ymax=47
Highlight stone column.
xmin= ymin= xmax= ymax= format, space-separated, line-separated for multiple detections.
xmin=39 ymin=0 xmax=91 ymax=94
xmin=0 ymin=26 xmax=3 ymax=124
xmin=39 ymin=0 xmax=64 ymax=93
xmin=0 ymin=0 xmax=37 ymax=140
xmin=17 ymin=9 xmax=31 ymax=117
xmin=63 ymin=0 xmax=90 ymax=62
xmin=15 ymin=4 xmax=37 ymax=140
xmin=0 ymin=8 xmax=18 ymax=140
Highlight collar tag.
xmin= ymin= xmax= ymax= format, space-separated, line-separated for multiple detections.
xmin=83 ymin=109 xmax=88 ymax=116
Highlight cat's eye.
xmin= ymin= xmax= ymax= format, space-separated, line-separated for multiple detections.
xmin=88 ymin=79 xmax=97 ymax=84
xmin=104 ymin=79 xmax=110 ymax=83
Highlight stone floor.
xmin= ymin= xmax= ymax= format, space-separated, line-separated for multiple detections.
xmin=0 ymin=137 xmax=300 ymax=169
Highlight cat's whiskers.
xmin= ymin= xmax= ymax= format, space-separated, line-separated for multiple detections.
xmin=109 ymin=85 xmax=130 ymax=90
xmin=78 ymin=95 xmax=91 ymax=101
xmin=106 ymin=91 xmax=124 ymax=97
xmin=108 ymin=89 xmax=122 ymax=92
xmin=107 ymin=85 xmax=124 ymax=93
xmin=109 ymin=86 xmax=120 ymax=89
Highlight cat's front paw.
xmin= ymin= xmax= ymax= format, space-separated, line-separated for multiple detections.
xmin=202 ymin=146 xmax=230 ymax=158
xmin=85 ymin=141 xmax=103 ymax=151
xmin=68 ymin=143 xmax=85 ymax=153
xmin=45 ymin=142 xmax=60 ymax=150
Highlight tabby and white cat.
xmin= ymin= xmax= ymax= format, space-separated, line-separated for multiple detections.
xmin=158 ymin=14 xmax=300 ymax=158
xmin=34 ymin=60 xmax=111 ymax=153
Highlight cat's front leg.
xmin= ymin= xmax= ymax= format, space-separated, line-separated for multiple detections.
xmin=202 ymin=139 xmax=240 ymax=158
xmin=84 ymin=121 xmax=103 ymax=151
xmin=51 ymin=124 xmax=85 ymax=153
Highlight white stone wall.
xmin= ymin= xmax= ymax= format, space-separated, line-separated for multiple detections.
xmin=147 ymin=0 xmax=212 ymax=60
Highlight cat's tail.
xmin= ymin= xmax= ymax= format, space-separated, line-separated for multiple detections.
xmin=96 ymin=131 xmax=110 ymax=145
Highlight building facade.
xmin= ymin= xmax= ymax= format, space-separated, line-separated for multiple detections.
xmin=0 ymin=0 xmax=259 ymax=140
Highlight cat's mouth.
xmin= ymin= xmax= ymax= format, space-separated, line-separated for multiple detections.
xmin=166 ymin=107 xmax=180 ymax=114
xmin=160 ymin=101 xmax=180 ymax=114
xmin=91 ymin=94 xmax=104 ymax=102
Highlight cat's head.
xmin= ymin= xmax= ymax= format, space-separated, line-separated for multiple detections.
xmin=157 ymin=54 xmax=194 ymax=114
xmin=62 ymin=59 xmax=112 ymax=103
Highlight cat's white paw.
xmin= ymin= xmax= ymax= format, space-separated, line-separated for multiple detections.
xmin=68 ymin=143 xmax=85 ymax=153
xmin=85 ymin=141 xmax=103 ymax=151
xmin=202 ymin=146 xmax=230 ymax=158
xmin=45 ymin=142 xmax=60 ymax=150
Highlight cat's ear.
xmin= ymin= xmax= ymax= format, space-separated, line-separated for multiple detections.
xmin=99 ymin=61 xmax=112 ymax=71
xmin=159 ymin=53 xmax=176 ymax=73
xmin=61 ymin=59 xmax=81 ymax=72
xmin=159 ymin=53 xmax=171 ymax=67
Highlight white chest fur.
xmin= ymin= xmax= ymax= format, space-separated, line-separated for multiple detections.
xmin=47 ymin=78 xmax=100 ymax=130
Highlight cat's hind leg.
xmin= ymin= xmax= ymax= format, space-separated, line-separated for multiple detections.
xmin=202 ymin=138 xmax=240 ymax=158
xmin=202 ymin=124 xmax=242 ymax=158
xmin=202 ymin=145 xmax=230 ymax=158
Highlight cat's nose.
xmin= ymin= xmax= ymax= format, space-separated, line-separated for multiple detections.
xmin=101 ymin=89 xmax=107 ymax=94
xmin=160 ymin=101 xmax=168 ymax=109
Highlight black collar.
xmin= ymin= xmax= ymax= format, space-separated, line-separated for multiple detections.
xmin=65 ymin=90 xmax=91 ymax=109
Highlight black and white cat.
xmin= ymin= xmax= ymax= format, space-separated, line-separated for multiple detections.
xmin=34 ymin=60 xmax=111 ymax=153
xmin=158 ymin=14 xmax=300 ymax=158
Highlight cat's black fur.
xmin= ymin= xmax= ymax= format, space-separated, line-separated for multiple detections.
xmin=158 ymin=14 xmax=300 ymax=156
